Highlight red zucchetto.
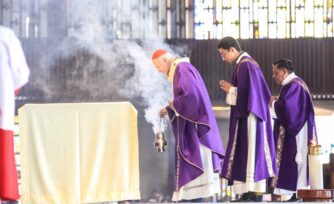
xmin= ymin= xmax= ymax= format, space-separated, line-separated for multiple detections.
xmin=151 ymin=49 xmax=167 ymax=60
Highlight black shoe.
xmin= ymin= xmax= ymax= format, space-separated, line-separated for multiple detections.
xmin=283 ymin=193 xmax=301 ymax=202
xmin=231 ymin=192 xmax=252 ymax=202
xmin=180 ymin=198 xmax=204 ymax=202
xmin=250 ymin=193 xmax=263 ymax=202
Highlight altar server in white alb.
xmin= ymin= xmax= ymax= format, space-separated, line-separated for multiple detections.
xmin=0 ymin=25 xmax=30 ymax=201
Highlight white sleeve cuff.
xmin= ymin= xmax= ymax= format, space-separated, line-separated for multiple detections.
xmin=226 ymin=86 xmax=237 ymax=105
xmin=270 ymin=100 xmax=277 ymax=119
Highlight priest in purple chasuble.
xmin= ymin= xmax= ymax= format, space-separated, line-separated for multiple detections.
xmin=217 ymin=37 xmax=277 ymax=201
xmin=0 ymin=25 xmax=30 ymax=201
xmin=151 ymin=49 xmax=225 ymax=201
xmin=269 ymin=59 xmax=317 ymax=201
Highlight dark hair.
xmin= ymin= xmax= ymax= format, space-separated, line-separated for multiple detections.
xmin=273 ymin=59 xmax=294 ymax=73
xmin=217 ymin=36 xmax=241 ymax=52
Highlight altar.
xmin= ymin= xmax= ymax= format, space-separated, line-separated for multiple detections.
xmin=18 ymin=102 xmax=140 ymax=204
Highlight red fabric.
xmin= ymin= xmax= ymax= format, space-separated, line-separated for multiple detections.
xmin=151 ymin=49 xmax=167 ymax=60
xmin=0 ymin=129 xmax=19 ymax=201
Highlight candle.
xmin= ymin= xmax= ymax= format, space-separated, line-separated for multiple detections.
xmin=309 ymin=144 xmax=324 ymax=189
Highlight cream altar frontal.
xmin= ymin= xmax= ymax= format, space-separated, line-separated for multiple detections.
xmin=18 ymin=102 xmax=141 ymax=204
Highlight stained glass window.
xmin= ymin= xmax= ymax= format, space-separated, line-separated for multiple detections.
xmin=194 ymin=0 xmax=334 ymax=39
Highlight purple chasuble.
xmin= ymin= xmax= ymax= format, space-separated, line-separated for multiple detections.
xmin=221 ymin=56 xmax=277 ymax=182
xmin=272 ymin=77 xmax=317 ymax=191
xmin=166 ymin=62 xmax=225 ymax=191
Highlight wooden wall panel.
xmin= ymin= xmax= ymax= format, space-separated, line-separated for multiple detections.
xmin=168 ymin=39 xmax=334 ymax=101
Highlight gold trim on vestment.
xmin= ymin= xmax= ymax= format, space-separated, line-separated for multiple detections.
xmin=173 ymin=108 xmax=211 ymax=137
xmin=170 ymin=105 xmax=225 ymax=159
xmin=175 ymin=117 xmax=181 ymax=190
xmin=175 ymin=116 xmax=204 ymax=190
xmin=178 ymin=146 xmax=204 ymax=172
xmin=263 ymin=122 xmax=275 ymax=177
xmin=173 ymin=108 xmax=225 ymax=189
xmin=271 ymin=125 xmax=285 ymax=187
xmin=168 ymin=57 xmax=190 ymax=83
xmin=226 ymin=120 xmax=239 ymax=179
xmin=235 ymin=58 xmax=260 ymax=77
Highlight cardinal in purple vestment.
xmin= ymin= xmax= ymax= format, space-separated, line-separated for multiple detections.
xmin=151 ymin=49 xmax=225 ymax=201
xmin=269 ymin=59 xmax=317 ymax=201
xmin=217 ymin=37 xmax=277 ymax=202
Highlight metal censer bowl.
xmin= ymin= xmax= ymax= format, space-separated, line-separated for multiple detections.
xmin=154 ymin=131 xmax=168 ymax=152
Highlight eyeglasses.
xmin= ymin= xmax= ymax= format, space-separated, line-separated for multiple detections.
xmin=219 ymin=50 xmax=230 ymax=59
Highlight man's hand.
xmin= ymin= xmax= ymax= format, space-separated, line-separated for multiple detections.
xmin=309 ymin=139 xmax=317 ymax=146
xmin=269 ymin=96 xmax=278 ymax=107
xmin=219 ymin=80 xmax=232 ymax=93
xmin=160 ymin=108 xmax=168 ymax=117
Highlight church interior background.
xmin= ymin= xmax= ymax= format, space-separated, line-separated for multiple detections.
xmin=1 ymin=0 xmax=334 ymax=202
